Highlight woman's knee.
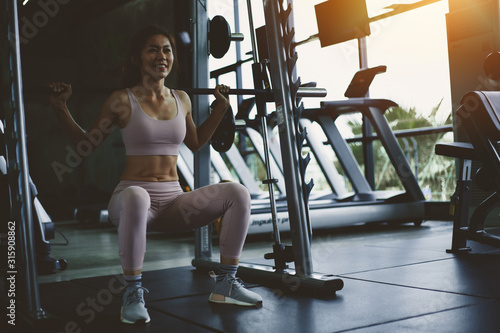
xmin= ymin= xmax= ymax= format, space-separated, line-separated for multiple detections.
xmin=121 ymin=186 xmax=150 ymax=210
xmin=223 ymin=182 xmax=251 ymax=206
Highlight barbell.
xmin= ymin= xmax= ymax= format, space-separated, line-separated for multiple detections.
xmin=185 ymin=86 xmax=327 ymax=100
xmin=34 ymin=86 xmax=327 ymax=100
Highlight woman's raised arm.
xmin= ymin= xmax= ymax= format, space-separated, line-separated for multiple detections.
xmin=49 ymin=82 xmax=128 ymax=153
xmin=182 ymin=84 xmax=230 ymax=152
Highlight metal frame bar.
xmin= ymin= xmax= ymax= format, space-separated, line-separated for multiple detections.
xmin=192 ymin=0 xmax=212 ymax=261
xmin=263 ymin=0 xmax=313 ymax=276
xmin=357 ymin=37 xmax=375 ymax=188
xmin=317 ymin=115 xmax=373 ymax=194
xmin=2 ymin=0 xmax=47 ymax=324
xmin=233 ymin=0 xmax=244 ymax=109
xmin=266 ymin=125 xmax=284 ymax=172
xmin=299 ymin=118 xmax=349 ymax=198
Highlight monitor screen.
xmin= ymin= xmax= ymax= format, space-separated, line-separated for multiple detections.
xmin=315 ymin=0 xmax=371 ymax=47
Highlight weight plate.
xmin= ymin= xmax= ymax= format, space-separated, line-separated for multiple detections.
xmin=209 ymin=15 xmax=231 ymax=59
xmin=211 ymin=102 xmax=235 ymax=153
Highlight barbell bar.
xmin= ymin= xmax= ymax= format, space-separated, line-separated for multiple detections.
xmin=30 ymin=86 xmax=326 ymax=99
xmin=184 ymin=86 xmax=327 ymax=100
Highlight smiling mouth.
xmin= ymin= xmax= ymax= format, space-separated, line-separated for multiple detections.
xmin=155 ymin=64 xmax=168 ymax=70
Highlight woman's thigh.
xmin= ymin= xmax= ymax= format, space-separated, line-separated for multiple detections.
xmin=150 ymin=182 xmax=250 ymax=232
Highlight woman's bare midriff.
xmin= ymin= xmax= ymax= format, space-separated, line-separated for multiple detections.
xmin=120 ymin=155 xmax=179 ymax=182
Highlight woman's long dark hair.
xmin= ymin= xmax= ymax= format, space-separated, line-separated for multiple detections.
xmin=121 ymin=25 xmax=178 ymax=88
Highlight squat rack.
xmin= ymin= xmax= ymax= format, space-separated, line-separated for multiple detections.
xmin=191 ymin=0 xmax=343 ymax=294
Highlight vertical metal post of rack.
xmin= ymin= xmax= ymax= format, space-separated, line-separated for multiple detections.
xmin=248 ymin=0 xmax=286 ymax=269
xmin=262 ymin=0 xmax=313 ymax=276
xmin=2 ymin=0 xmax=48 ymax=325
xmin=358 ymin=37 xmax=375 ymax=189
xmin=191 ymin=0 xmax=213 ymax=261
xmin=233 ymin=0 xmax=244 ymax=107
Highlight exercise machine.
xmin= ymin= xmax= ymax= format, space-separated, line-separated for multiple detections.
xmin=0 ymin=0 xmax=57 ymax=327
xmin=0 ymin=11 xmax=69 ymax=274
xmin=436 ymin=90 xmax=500 ymax=252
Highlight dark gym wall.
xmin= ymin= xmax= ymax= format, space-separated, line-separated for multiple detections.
xmin=21 ymin=0 xmax=180 ymax=219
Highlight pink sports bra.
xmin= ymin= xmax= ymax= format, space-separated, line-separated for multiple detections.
xmin=121 ymin=88 xmax=186 ymax=156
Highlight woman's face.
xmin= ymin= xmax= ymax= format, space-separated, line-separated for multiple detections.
xmin=137 ymin=34 xmax=174 ymax=82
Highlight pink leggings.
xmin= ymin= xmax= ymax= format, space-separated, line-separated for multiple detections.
xmin=108 ymin=180 xmax=251 ymax=272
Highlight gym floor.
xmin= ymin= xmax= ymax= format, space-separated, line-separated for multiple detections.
xmin=27 ymin=221 xmax=500 ymax=332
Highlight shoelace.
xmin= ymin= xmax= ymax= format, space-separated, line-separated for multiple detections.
xmin=209 ymin=271 xmax=246 ymax=296
xmin=226 ymin=276 xmax=246 ymax=296
xmin=124 ymin=286 xmax=149 ymax=306
xmin=227 ymin=276 xmax=244 ymax=286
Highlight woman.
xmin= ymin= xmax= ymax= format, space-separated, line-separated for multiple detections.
xmin=49 ymin=25 xmax=262 ymax=325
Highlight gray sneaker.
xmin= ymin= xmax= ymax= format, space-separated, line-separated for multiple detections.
xmin=209 ymin=274 xmax=263 ymax=307
xmin=121 ymin=285 xmax=151 ymax=324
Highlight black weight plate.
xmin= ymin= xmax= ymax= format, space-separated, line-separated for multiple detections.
xmin=211 ymin=102 xmax=235 ymax=153
xmin=209 ymin=15 xmax=231 ymax=59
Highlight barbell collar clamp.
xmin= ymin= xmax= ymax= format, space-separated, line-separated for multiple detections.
xmin=231 ymin=33 xmax=245 ymax=42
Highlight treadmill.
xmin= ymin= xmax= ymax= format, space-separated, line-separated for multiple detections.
xmin=243 ymin=66 xmax=426 ymax=234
